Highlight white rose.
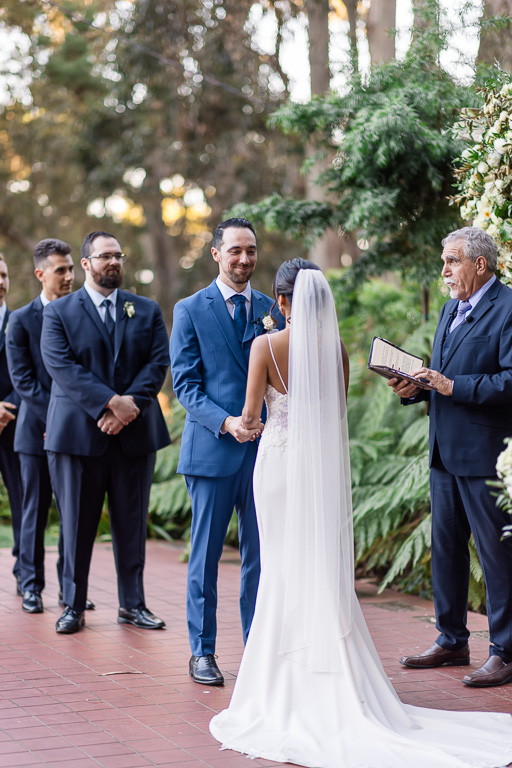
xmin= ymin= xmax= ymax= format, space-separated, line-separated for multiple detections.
xmin=488 ymin=151 xmax=502 ymax=168
xmin=262 ymin=315 xmax=274 ymax=332
xmin=495 ymin=178 xmax=504 ymax=190
xmin=460 ymin=204 xmax=470 ymax=220
xmin=487 ymin=223 xmax=499 ymax=238
xmin=494 ymin=138 xmax=508 ymax=154
xmin=461 ymin=148 xmax=471 ymax=159
xmin=478 ymin=161 xmax=490 ymax=174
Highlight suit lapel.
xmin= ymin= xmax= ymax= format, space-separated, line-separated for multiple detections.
xmin=78 ymin=287 xmax=114 ymax=355
xmin=114 ymin=293 xmax=129 ymax=361
xmin=439 ymin=283 xmax=499 ymax=371
xmin=205 ymin=281 xmax=247 ymax=372
xmin=0 ymin=308 xmax=9 ymax=352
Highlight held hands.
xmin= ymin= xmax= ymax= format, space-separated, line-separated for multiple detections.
xmin=97 ymin=411 xmax=124 ymax=435
xmin=106 ymin=394 xmax=140 ymax=425
xmin=222 ymin=415 xmax=264 ymax=443
xmin=387 ymin=367 xmax=453 ymax=398
xmin=0 ymin=401 xmax=16 ymax=435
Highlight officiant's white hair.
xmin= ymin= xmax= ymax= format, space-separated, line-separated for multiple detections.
xmin=442 ymin=227 xmax=498 ymax=271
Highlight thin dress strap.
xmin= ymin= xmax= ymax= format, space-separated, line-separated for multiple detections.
xmin=267 ymin=334 xmax=288 ymax=394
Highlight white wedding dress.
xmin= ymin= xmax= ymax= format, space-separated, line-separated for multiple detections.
xmin=210 ymin=271 xmax=512 ymax=768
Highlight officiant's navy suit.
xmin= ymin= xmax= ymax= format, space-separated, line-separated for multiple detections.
xmin=6 ymin=296 xmax=63 ymax=594
xmin=170 ymin=279 xmax=280 ymax=656
xmin=410 ymin=277 xmax=512 ymax=662
xmin=41 ymin=287 xmax=170 ymax=612
xmin=0 ymin=307 xmax=22 ymax=580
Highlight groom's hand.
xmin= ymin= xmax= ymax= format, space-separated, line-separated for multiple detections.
xmin=222 ymin=415 xmax=263 ymax=443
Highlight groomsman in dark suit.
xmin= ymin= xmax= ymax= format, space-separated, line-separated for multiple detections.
xmin=0 ymin=255 xmax=23 ymax=593
xmin=7 ymin=238 xmax=94 ymax=614
xmin=41 ymin=231 xmax=170 ymax=634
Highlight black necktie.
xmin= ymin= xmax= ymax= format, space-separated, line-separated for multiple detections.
xmin=101 ymin=298 xmax=115 ymax=348
xmin=231 ymin=294 xmax=247 ymax=342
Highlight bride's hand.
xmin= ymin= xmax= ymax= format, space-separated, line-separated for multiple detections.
xmin=223 ymin=415 xmax=264 ymax=443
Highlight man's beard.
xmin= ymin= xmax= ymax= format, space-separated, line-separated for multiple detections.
xmin=91 ymin=264 xmax=123 ymax=290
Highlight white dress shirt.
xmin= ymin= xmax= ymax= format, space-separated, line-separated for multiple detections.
xmin=83 ymin=283 xmax=118 ymax=324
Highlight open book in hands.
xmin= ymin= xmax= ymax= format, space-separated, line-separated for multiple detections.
xmin=368 ymin=337 xmax=433 ymax=390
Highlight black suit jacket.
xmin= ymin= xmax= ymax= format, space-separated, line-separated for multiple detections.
xmin=0 ymin=307 xmax=20 ymax=450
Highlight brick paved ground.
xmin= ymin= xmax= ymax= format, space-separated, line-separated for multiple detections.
xmin=0 ymin=540 xmax=511 ymax=768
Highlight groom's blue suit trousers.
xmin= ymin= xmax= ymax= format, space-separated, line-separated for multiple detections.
xmin=185 ymin=447 xmax=260 ymax=657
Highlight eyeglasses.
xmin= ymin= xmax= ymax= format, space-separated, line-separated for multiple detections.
xmin=87 ymin=252 xmax=127 ymax=263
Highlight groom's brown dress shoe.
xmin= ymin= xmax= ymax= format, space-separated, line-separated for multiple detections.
xmin=189 ymin=655 xmax=224 ymax=686
xmin=462 ymin=655 xmax=512 ymax=687
xmin=400 ymin=642 xmax=470 ymax=668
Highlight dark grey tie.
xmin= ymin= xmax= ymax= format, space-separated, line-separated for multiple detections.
xmin=101 ymin=298 xmax=115 ymax=348
xmin=231 ymin=294 xmax=247 ymax=342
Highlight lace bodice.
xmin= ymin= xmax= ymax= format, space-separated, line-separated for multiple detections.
xmin=259 ymin=384 xmax=288 ymax=455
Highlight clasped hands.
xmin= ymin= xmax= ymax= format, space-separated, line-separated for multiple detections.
xmin=0 ymin=401 xmax=16 ymax=435
xmin=97 ymin=394 xmax=139 ymax=435
xmin=388 ymin=367 xmax=454 ymax=398
xmin=223 ymin=415 xmax=263 ymax=443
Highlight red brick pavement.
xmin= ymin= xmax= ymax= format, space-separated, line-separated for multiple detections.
xmin=0 ymin=540 xmax=511 ymax=768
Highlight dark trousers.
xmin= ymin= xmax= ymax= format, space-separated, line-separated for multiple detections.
xmin=431 ymin=461 xmax=512 ymax=662
xmin=19 ymin=453 xmax=63 ymax=594
xmin=185 ymin=451 xmax=260 ymax=656
xmin=47 ymin=441 xmax=155 ymax=613
xmin=0 ymin=445 xmax=22 ymax=577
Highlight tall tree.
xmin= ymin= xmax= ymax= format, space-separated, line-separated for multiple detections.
xmin=477 ymin=0 xmax=512 ymax=71
xmin=367 ymin=0 xmax=396 ymax=64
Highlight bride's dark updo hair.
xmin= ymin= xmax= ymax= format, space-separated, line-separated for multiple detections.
xmin=272 ymin=258 xmax=321 ymax=316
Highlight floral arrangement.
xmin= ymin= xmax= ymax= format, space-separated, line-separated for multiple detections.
xmin=493 ymin=439 xmax=512 ymax=537
xmin=453 ymin=76 xmax=512 ymax=284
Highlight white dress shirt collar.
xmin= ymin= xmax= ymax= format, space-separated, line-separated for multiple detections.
xmin=83 ymin=282 xmax=118 ymax=308
xmin=0 ymin=302 xmax=6 ymax=328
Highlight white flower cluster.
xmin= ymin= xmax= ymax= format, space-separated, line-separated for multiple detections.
xmin=497 ymin=439 xmax=512 ymax=503
xmin=455 ymin=79 xmax=512 ymax=283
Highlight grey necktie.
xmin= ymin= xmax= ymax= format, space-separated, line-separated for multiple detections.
xmin=449 ymin=300 xmax=471 ymax=333
xmin=101 ymin=298 xmax=115 ymax=348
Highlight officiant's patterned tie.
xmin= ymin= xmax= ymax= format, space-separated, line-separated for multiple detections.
xmin=232 ymin=294 xmax=247 ymax=342
xmin=101 ymin=298 xmax=115 ymax=350
xmin=449 ymin=300 xmax=471 ymax=333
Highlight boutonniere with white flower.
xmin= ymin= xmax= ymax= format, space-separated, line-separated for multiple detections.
xmin=123 ymin=301 xmax=135 ymax=318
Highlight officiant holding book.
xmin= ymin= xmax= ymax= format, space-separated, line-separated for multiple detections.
xmin=389 ymin=226 xmax=512 ymax=688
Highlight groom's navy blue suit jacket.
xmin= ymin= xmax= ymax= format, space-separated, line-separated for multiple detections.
xmin=41 ymin=286 xmax=170 ymax=457
xmin=410 ymin=278 xmax=512 ymax=476
xmin=170 ymin=280 xmax=279 ymax=477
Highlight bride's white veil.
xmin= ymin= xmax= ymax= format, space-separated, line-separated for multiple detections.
xmin=279 ymin=268 xmax=355 ymax=672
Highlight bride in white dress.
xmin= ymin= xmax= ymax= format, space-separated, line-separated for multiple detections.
xmin=209 ymin=259 xmax=512 ymax=768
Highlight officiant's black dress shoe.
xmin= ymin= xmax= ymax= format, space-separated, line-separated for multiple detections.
xmin=400 ymin=642 xmax=470 ymax=668
xmin=189 ymin=655 xmax=224 ymax=686
xmin=56 ymin=607 xmax=85 ymax=634
xmin=59 ymin=592 xmax=95 ymax=611
xmin=462 ymin=655 xmax=512 ymax=687
xmin=118 ymin=607 xmax=165 ymax=629
xmin=22 ymin=591 xmax=43 ymax=613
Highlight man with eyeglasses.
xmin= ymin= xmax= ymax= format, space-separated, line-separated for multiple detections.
xmin=41 ymin=231 xmax=170 ymax=634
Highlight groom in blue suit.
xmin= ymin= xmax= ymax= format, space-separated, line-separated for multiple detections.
xmin=41 ymin=231 xmax=170 ymax=634
xmin=170 ymin=218 xmax=282 ymax=685
xmin=390 ymin=227 xmax=512 ymax=687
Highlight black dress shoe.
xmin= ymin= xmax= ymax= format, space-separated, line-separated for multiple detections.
xmin=189 ymin=655 xmax=224 ymax=686
xmin=400 ymin=642 xmax=470 ymax=668
xmin=22 ymin=591 xmax=43 ymax=613
xmin=118 ymin=607 xmax=165 ymax=629
xmin=56 ymin=607 xmax=85 ymax=634
xmin=15 ymin=575 xmax=22 ymax=596
xmin=59 ymin=592 xmax=95 ymax=610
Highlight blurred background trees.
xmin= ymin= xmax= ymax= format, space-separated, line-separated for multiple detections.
xmin=1 ymin=0 xmax=511 ymax=607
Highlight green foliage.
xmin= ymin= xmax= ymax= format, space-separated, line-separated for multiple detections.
xmin=235 ymin=29 xmax=475 ymax=286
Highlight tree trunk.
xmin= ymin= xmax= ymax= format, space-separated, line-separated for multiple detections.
xmin=344 ymin=0 xmax=359 ymax=74
xmin=139 ymin=191 xmax=178 ymax=329
xmin=367 ymin=0 xmax=396 ymax=64
xmin=305 ymin=0 xmax=341 ymax=270
xmin=477 ymin=0 xmax=512 ymax=71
